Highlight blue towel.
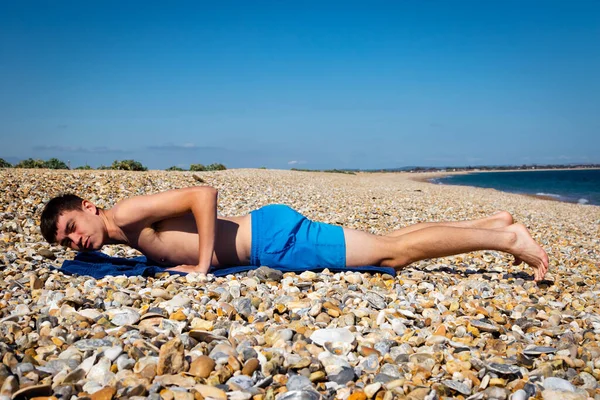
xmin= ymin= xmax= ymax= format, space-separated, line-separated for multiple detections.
xmin=59 ymin=251 xmax=396 ymax=278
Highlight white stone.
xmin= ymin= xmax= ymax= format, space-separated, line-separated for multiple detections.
xmin=543 ymin=377 xmax=576 ymax=392
xmin=103 ymin=346 xmax=123 ymax=361
xmin=364 ymin=382 xmax=382 ymax=398
xmin=310 ymin=328 xmax=355 ymax=346
xmin=106 ymin=307 xmax=140 ymax=326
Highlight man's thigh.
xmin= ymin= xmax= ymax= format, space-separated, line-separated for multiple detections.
xmin=343 ymin=228 xmax=390 ymax=267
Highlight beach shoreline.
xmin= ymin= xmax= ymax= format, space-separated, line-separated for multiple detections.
xmin=408 ymin=169 xmax=599 ymax=206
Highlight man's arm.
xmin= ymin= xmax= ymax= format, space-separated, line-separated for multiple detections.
xmin=113 ymin=186 xmax=217 ymax=273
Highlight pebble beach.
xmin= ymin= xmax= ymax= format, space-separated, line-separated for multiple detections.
xmin=1 ymin=168 xmax=599 ymax=400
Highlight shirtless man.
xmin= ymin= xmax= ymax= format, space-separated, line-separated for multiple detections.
xmin=40 ymin=186 xmax=549 ymax=281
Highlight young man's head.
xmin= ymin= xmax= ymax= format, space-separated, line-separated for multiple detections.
xmin=40 ymin=194 xmax=105 ymax=251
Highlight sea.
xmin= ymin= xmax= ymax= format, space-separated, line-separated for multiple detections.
xmin=431 ymin=169 xmax=600 ymax=206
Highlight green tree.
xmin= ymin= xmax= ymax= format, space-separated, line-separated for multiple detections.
xmin=16 ymin=158 xmax=45 ymax=168
xmin=0 ymin=158 xmax=12 ymax=168
xmin=166 ymin=166 xmax=185 ymax=171
xmin=110 ymin=159 xmax=148 ymax=171
xmin=75 ymin=165 xmax=93 ymax=170
xmin=43 ymin=158 xmax=69 ymax=169
xmin=205 ymin=163 xmax=227 ymax=171
xmin=190 ymin=164 xmax=206 ymax=171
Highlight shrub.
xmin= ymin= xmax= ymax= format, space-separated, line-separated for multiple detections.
xmin=110 ymin=159 xmax=148 ymax=171
xmin=166 ymin=166 xmax=185 ymax=171
xmin=190 ymin=164 xmax=206 ymax=171
xmin=0 ymin=158 xmax=12 ymax=168
xmin=16 ymin=158 xmax=45 ymax=168
xmin=206 ymin=163 xmax=227 ymax=171
xmin=75 ymin=165 xmax=93 ymax=170
xmin=43 ymin=158 xmax=69 ymax=169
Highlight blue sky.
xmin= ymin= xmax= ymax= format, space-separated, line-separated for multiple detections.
xmin=1 ymin=1 xmax=599 ymax=170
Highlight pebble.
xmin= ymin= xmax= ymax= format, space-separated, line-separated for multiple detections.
xmin=511 ymin=389 xmax=529 ymax=400
xmin=310 ymin=327 xmax=355 ymax=346
xmin=157 ymin=337 xmax=185 ymax=375
xmin=287 ymin=374 xmax=313 ymax=391
xmin=364 ymin=382 xmax=382 ymax=398
xmin=542 ymin=377 xmax=575 ymax=392
xmin=188 ymin=355 xmax=215 ymax=378
xmin=442 ymin=379 xmax=471 ymax=395
xmin=277 ymin=391 xmax=321 ymax=400
xmin=0 ymin=169 xmax=598 ymax=399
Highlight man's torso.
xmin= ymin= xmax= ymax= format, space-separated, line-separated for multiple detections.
xmin=121 ymin=212 xmax=252 ymax=268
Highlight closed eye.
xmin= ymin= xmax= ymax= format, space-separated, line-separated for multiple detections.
xmin=60 ymin=221 xmax=75 ymax=247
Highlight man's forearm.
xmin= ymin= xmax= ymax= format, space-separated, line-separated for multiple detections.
xmin=191 ymin=188 xmax=217 ymax=273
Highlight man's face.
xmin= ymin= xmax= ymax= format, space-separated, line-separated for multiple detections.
xmin=55 ymin=201 xmax=104 ymax=252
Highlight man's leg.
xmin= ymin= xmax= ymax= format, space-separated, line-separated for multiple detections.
xmin=344 ymin=223 xmax=549 ymax=280
xmin=385 ymin=211 xmax=513 ymax=237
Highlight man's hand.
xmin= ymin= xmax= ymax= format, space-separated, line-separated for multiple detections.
xmin=167 ymin=264 xmax=210 ymax=274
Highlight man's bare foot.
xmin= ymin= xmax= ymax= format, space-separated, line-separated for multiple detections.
xmin=483 ymin=211 xmax=514 ymax=229
xmin=503 ymin=223 xmax=549 ymax=281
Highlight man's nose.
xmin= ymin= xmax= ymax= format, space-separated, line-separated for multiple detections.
xmin=69 ymin=233 xmax=81 ymax=247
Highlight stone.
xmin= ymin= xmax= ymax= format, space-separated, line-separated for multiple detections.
xmin=469 ymin=319 xmax=501 ymax=333
xmin=192 ymin=384 xmax=227 ymax=400
xmin=107 ymin=307 xmax=140 ymax=326
xmin=254 ymin=266 xmax=283 ymax=282
xmin=577 ymin=371 xmax=597 ymax=390
xmin=157 ymin=337 xmax=185 ymax=375
xmin=487 ymin=363 xmax=520 ymax=375
xmin=226 ymin=375 xmax=254 ymax=390
xmin=275 ymin=391 xmax=321 ymax=400
xmin=523 ymin=347 xmax=557 ymax=356
xmin=37 ymin=249 xmax=56 ymax=260
xmin=541 ymin=390 xmax=587 ymax=400
xmin=348 ymin=393 xmax=367 ymax=400
xmin=364 ymin=382 xmax=382 ymax=398
xmin=188 ymin=355 xmax=215 ymax=378
xmin=511 ymin=389 xmax=528 ymax=400
xmin=442 ymin=380 xmax=471 ymax=395
xmin=483 ymin=386 xmax=508 ymax=400
xmin=233 ymin=298 xmax=253 ymax=319
xmin=543 ymin=377 xmax=576 ymax=392
xmin=310 ymin=328 xmax=355 ymax=346
xmin=286 ymin=374 xmax=313 ymax=391
xmin=242 ymin=358 xmax=260 ymax=376
xmin=327 ymin=366 xmax=355 ymax=384
xmin=90 ymin=386 xmax=116 ymax=400
xmin=406 ymin=387 xmax=431 ymax=400
xmin=154 ymin=374 xmax=196 ymax=387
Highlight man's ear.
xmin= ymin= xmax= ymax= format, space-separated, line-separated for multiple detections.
xmin=82 ymin=200 xmax=98 ymax=215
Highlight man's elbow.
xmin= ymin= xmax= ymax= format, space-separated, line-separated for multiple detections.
xmin=192 ymin=186 xmax=218 ymax=201
xmin=204 ymin=186 xmax=218 ymax=198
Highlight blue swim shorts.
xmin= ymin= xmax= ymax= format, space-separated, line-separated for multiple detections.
xmin=250 ymin=204 xmax=346 ymax=269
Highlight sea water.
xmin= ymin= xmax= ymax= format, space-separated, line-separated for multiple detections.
xmin=432 ymin=169 xmax=600 ymax=206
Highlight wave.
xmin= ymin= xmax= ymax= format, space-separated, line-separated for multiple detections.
xmin=535 ymin=192 xmax=562 ymax=198
xmin=578 ymin=198 xmax=589 ymax=204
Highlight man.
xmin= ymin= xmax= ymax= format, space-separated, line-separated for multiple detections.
xmin=40 ymin=186 xmax=549 ymax=280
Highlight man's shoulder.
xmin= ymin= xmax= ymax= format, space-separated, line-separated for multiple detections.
xmin=111 ymin=196 xmax=154 ymax=228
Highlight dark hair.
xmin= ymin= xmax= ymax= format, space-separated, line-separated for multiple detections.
xmin=40 ymin=194 xmax=85 ymax=243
